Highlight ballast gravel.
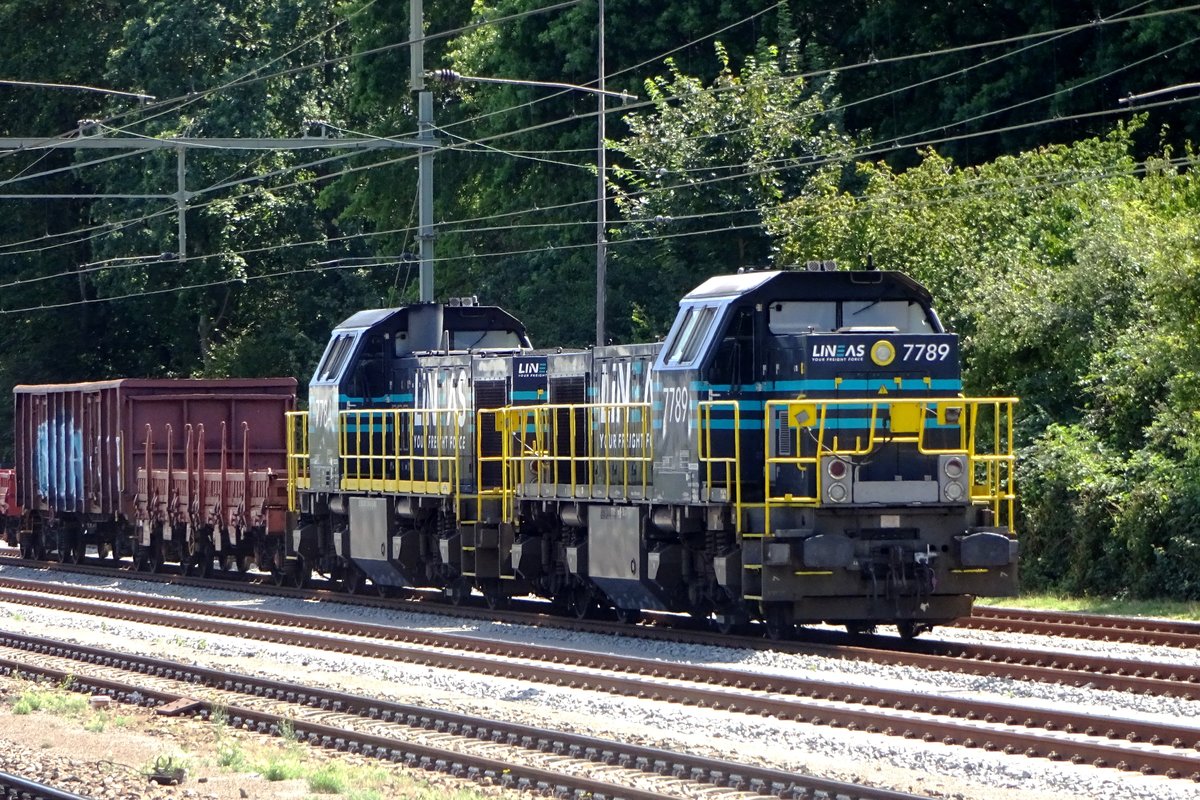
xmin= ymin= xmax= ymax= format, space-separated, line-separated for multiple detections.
xmin=0 ymin=564 xmax=1197 ymax=800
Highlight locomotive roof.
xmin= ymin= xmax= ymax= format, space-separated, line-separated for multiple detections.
xmin=684 ymin=269 xmax=934 ymax=305
xmin=332 ymin=303 xmax=528 ymax=335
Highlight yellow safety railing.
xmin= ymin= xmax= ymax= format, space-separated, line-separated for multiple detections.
xmin=481 ymin=402 xmax=652 ymax=514
xmin=285 ymin=411 xmax=310 ymax=511
xmin=761 ymin=397 xmax=1017 ymax=535
xmin=697 ymin=400 xmax=742 ymax=531
xmin=339 ymin=408 xmax=461 ymax=496
xmin=285 ymin=409 xmax=467 ymax=513
xmin=473 ymin=406 xmax=510 ymax=524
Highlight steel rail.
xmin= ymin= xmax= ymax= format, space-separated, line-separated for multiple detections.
xmin=1 ymin=584 xmax=1198 ymax=781
xmin=965 ymin=606 xmax=1200 ymax=649
xmin=0 ymin=771 xmax=94 ymax=800
xmin=1 ymin=575 xmax=1197 ymax=698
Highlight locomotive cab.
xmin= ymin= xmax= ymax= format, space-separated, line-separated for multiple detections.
xmin=296 ymin=299 xmax=532 ymax=591
xmin=306 ymin=302 xmax=532 ymax=493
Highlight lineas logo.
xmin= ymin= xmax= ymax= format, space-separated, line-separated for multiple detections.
xmin=870 ymin=340 xmax=896 ymax=366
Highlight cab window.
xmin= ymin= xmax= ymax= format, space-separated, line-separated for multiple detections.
xmin=663 ymin=305 xmax=719 ymax=366
xmin=315 ymin=333 xmax=357 ymax=382
xmin=768 ymin=302 xmax=837 ymax=334
xmin=842 ymin=299 xmax=932 ymax=332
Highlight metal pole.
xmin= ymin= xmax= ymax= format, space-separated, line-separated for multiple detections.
xmin=595 ymin=0 xmax=606 ymax=347
xmin=176 ymin=146 xmax=187 ymax=262
xmin=410 ymin=0 xmax=424 ymax=91
xmin=418 ymin=91 xmax=435 ymax=303
xmin=412 ymin=0 xmax=435 ymax=303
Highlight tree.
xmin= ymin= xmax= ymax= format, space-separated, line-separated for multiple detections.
xmin=608 ymin=40 xmax=853 ymax=338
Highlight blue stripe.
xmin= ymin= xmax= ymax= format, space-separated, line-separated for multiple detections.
xmin=705 ymin=419 xmax=764 ymax=430
xmin=511 ymin=390 xmax=544 ymax=401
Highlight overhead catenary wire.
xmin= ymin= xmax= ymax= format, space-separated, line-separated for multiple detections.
xmin=0 ymin=0 xmax=1176 ymax=247
xmin=3 ymin=81 xmax=1195 ymax=298
xmin=0 ymin=1 xmax=1190 ymax=273
xmin=3 ymin=136 xmax=1192 ymax=315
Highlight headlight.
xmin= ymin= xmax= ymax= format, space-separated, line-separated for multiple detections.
xmin=944 ymin=456 xmax=964 ymax=479
xmin=828 ymin=483 xmax=848 ymax=502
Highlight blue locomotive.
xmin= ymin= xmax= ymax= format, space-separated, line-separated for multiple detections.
xmin=286 ymin=264 xmax=1018 ymax=637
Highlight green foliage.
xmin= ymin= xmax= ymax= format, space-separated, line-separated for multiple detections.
xmin=609 ymin=40 xmax=853 ymax=337
xmin=782 ymin=125 xmax=1200 ymax=599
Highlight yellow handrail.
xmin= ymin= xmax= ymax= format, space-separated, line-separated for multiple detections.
xmin=479 ymin=402 xmax=652 ymax=518
xmin=758 ymin=397 xmax=1017 ymax=534
xmin=285 ymin=411 xmax=309 ymax=512
xmin=697 ymin=400 xmax=742 ymax=533
xmin=339 ymin=408 xmax=461 ymax=497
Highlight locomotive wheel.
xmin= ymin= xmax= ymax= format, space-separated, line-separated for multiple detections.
xmin=614 ymin=607 xmax=642 ymax=625
xmin=444 ymin=578 xmax=471 ymax=606
xmin=570 ymin=586 xmax=595 ymax=620
xmin=763 ymin=604 xmax=794 ymax=641
xmin=344 ymin=567 xmax=366 ymax=595
xmin=479 ymin=579 xmax=507 ymax=610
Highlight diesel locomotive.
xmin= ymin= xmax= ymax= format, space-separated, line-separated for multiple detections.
xmin=4 ymin=263 xmax=1016 ymax=638
xmin=285 ymin=263 xmax=1018 ymax=637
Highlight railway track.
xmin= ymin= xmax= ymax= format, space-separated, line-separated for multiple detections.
xmin=7 ymin=553 xmax=1198 ymax=655
xmin=0 ymin=630 xmax=925 ymax=800
xmin=0 ymin=565 xmax=1197 ymax=701
xmin=1 ymin=578 xmax=1198 ymax=782
xmin=964 ymin=605 xmax=1200 ymax=649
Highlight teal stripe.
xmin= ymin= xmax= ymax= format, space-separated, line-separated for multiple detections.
xmin=511 ymin=390 xmax=544 ymax=401
xmin=705 ymin=419 xmax=764 ymax=430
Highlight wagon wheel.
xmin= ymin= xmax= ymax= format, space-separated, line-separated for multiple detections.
xmin=146 ymin=542 xmax=165 ymax=574
xmin=714 ymin=603 xmax=750 ymax=636
xmin=273 ymin=557 xmax=308 ymax=589
xmin=896 ymin=620 xmax=930 ymax=640
xmin=187 ymin=552 xmax=212 ymax=579
xmin=20 ymin=532 xmax=44 ymax=561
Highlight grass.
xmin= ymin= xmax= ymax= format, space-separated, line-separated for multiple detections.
xmin=209 ymin=732 xmax=490 ymax=799
xmin=981 ymin=593 xmax=1200 ymax=620
xmin=8 ymin=681 xmax=494 ymax=799
xmin=83 ymin=711 xmax=132 ymax=732
xmin=12 ymin=686 xmax=88 ymax=717
xmin=9 ymin=681 xmax=131 ymax=733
